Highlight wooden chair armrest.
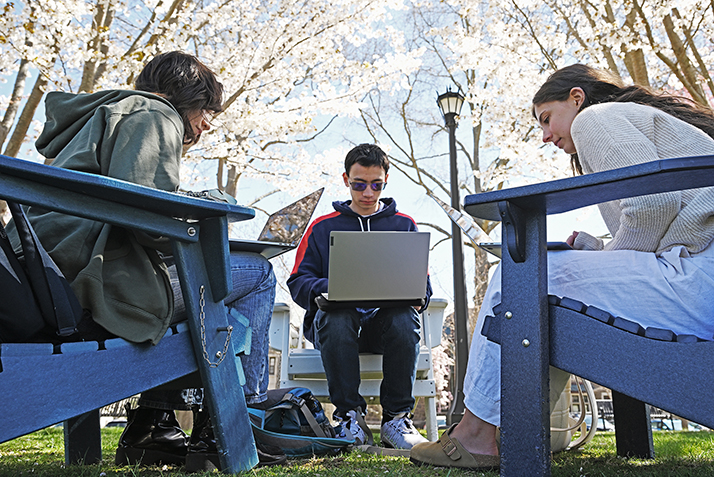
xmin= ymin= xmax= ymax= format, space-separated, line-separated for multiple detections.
xmin=0 ymin=154 xmax=255 ymax=304
xmin=0 ymin=155 xmax=255 ymax=238
xmin=464 ymin=155 xmax=714 ymax=221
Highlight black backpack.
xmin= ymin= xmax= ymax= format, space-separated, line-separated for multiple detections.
xmin=248 ymin=387 xmax=354 ymax=457
xmin=0 ymin=202 xmax=82 ymax=342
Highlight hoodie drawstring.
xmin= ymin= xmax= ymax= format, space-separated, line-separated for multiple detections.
xmin=357 ymin=217 xmax=372 ymax=231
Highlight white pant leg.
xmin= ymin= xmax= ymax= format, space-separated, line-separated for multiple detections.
xmin=464 ymin=244 xmax=714 ymax=426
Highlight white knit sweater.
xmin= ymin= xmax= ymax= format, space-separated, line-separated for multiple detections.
xmin=570 ymin=102 xmax=714 ymax=254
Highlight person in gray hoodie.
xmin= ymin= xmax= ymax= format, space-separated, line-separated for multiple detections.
xmin=19 ymin=51 xmax=283 ymax=469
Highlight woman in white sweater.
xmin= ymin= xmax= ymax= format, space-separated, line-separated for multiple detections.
xmin=410 ymin=64 xmax=714 ymax=470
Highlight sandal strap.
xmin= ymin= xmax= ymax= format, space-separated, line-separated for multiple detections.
xmin=439 ymin=424 xmax=463 ymax=461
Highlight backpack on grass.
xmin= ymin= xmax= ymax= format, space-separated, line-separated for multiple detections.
xmin=0 ymin=202 xmax=82 ymax=343
xmin=248 ymin=387 xmax=354 ymax=457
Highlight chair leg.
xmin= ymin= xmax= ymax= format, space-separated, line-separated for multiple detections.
xmin=426 ymin=396 xmax=438 ymax=441
xmin=612 ymin=391 xmax=654 ymax=458
xmin=64 ymin=410 xmax=102 ymax=465
xmin=173 ymin=237 xmax=258 ymax=472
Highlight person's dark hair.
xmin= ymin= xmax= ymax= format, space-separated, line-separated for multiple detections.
xmin=344 ymin=143 xmax=390 ymax=175
xmin=135 ymin=51 xmax=224 ymax=145
xmin=532 ymin=64 xmax=714 ymax=174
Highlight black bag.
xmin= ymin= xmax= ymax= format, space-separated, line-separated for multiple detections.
xmin=248 ymin=387 xmax=354 ymax=457
xmin=0 ymin=202 xmax=83 ymax=342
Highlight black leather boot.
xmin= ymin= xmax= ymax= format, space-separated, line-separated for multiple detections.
xmin=185 ymin=406 xmax=287 ymax=472
xmin=185 ymin=407 xmax=220 ymax=472
xmin=115 ymin=404 xmax=188 ymax=466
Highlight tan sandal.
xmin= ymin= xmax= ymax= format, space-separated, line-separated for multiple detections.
xmin=409 ymin=424 xmax=499 ymax=471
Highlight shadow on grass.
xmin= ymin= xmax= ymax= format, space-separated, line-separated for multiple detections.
xmin=552 ymin=431 xmax=714 ymax=477
xmin=1 ymin=428 xmax=713 ymax=476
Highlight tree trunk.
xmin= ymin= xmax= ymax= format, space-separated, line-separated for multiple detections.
xmin=4 ymin=68 xmax=50 ymax=158
xmin=93 ymin=7 xmax=115 ymax=86
xmin=662 ymin=13 xmax=708 ymax=106
xmin=0 ymin=59 xmax=32 ymax=148
xmin=80 ymin=0 xmax=116 ymax=93
xmin=224 ymin=163 xmax=241 ymax=198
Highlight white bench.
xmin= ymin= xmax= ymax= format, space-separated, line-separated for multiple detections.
xmin=269 ymin=298 xmax=448 ymax=441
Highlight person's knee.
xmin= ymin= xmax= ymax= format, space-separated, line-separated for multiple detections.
xmin=315 ymin=310 xmax=358 ymax=347
xmin=230 ymin=251 xmax=274 ymax=275
xmin=383 ymin=308 xmax=420 ymax=333
xmin=264 ymin=263 xmax=276 ymax=286
xmin=251 ymin=254 xmax=275 ymax=285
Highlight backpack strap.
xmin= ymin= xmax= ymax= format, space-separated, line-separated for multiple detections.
xmin=282 ymin=392 xmax=328 ymax=438
xmin=0 ymin=217 xmax=46 ymax=340
xmin=8 ymin=202 xmax=81 ymax=337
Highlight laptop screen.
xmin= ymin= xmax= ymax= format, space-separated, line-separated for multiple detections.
xmin=257 ymin=188 xmax=324 ymax=245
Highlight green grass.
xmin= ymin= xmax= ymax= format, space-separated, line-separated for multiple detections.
xmin=1 ymin=427 xmax=714 ymax=476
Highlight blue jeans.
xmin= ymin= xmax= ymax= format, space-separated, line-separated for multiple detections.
xmin=141 ymin=251 xmax=276 ymax=409
xmin=313 ymin=306 xmax=421 ymax=418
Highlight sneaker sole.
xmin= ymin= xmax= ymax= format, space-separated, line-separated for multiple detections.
xmin=380 ymin=433 xmax=427 ymax=450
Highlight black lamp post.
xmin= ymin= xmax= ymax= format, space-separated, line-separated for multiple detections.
xmin=437 ymin=89 xmax=469 ymax=425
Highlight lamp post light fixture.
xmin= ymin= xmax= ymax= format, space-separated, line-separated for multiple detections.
xmin=437 ymin=88 xmax=469 ymax=425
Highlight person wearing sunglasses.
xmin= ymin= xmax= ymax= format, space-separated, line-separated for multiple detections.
xmin=287 ymin=143 xmax=433 ymax=450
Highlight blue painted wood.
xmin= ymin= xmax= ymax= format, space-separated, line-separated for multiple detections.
xmin=173 ymin=240 xmax=259 ymax=472
xmin=0 ymin=153 xmax=259 ymax=472
xmin=549 ymin=305 xmax=714 ymax=430
xmin=0 ymin=328 xmax=197 ymax=444
xmin=0 ymin=155 xmax=255 ymax=223
xmin=61 ymin=340 xmax=101 ymax=352
xmin=499 ymin=202 xmax=550 ymax=476
xmin=0 ymin=175 xmax=200 ymax=241
xmin=483 ymin=302 xmax=714 ymax=431
xmin=465 ymin=155 xmax=714 ymax=476
xmin=0 ymin=342 xmax=54 ymax=356
xmin=199 ymin=216 xmax=232 ymax=302
xmin=483 ymin=305 xmax=714 ymax=427
xmin=465 ymin=155 xmax=714 ymax=220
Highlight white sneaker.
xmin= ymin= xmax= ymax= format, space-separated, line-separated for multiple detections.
xmin=335 ymin=408 xmax=373 ymax=446
xmin=380 ymin=413 xmax=428 ymax=449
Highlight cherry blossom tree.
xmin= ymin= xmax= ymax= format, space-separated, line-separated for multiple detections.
xmin=0 ymin=0 xmax=423 ymax=220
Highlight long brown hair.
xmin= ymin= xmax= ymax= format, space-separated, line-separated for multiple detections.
xmin=135 ymin=51 xmax=224 ymax=145
xmin=532 ymin=64 xmax=714 ymax=174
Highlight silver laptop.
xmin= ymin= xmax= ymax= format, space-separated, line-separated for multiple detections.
xmin=230 ymin=188 xmax=323 ymax=259
xmin=323 ymin=231 xmax=430 ymax=303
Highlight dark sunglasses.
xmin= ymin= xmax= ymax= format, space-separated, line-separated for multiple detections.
xmin=349 ymin=181 xmax=387 ymax=192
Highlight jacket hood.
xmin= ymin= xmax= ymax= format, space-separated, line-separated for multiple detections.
xmin=332 ymin=198 xmax=397 ymax=225
xmin=36 ymin=90 xmax=176 ymax=159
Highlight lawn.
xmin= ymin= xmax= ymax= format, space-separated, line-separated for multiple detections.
xmin=1 ymin=427 xmax=714 ymax=476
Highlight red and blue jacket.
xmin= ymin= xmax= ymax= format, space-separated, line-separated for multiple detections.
xmin=287 ymin=197 xmax=433 ymax=344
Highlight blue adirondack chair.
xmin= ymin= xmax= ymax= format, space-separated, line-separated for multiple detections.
xmin=464 ymin=155 xmax=714 ymax=476
xmin=0 ymin=154 xmax=259 ymax=472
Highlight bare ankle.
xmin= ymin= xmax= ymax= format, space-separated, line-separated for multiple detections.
xmin=448 ymin=411 xmax=499 ymax=456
